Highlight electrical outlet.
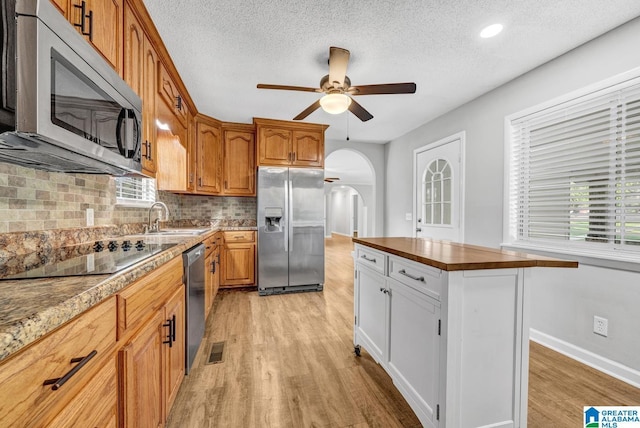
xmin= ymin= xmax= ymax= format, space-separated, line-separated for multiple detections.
xmin=405 ymin=213 xmax=412 ymax=221
xmin=593 ymin=316 xmax=608 ymax=337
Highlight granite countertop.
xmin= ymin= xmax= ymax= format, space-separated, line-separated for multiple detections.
xmin=353 ymin=237 xmax=578 ymax=271
xmin=0 ymin=226 xmax=257 ymax=362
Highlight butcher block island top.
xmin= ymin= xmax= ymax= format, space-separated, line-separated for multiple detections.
xmin=352 ymin=236 xmax=578 ymax=271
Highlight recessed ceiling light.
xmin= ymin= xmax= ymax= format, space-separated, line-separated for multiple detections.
xmin=480 ymin=23 xmax=503 ymax=38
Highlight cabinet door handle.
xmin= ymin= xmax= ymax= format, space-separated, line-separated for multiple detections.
xmin=293 ymin=152 xmax=296 ymax=162
xmin=171 ymin=314 xmax=176 ymax=343
xmin=398 ymin=269 xmax=425 ymax=282
xmin=163 ymin=316 xmax=175 ymax=347
xmin=210 ymin=260 xmax=216 ymax=274
xmin=43 ymin=350 xmax=97 ymax=390
xmin=176 ymin=95 xmax=182 ymax=111
xmin=73 ymin=1 xmax=92 ymax=40
xmin=147 ymin=140 xmax=152 ymax=161
xmin=360 ymin=254 xmax=376 ymax=263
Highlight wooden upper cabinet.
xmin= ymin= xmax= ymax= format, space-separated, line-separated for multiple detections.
xmin=196 ymin=116 xmax=223 ymax=194
xmin=254 ymin=118 xmax=327 ymax=168
xmin=50 ymin=0 xmax=69 ymax=17
xmin=142 ymin=35 xmax=159 ymax=176
xmin=186 ymin=111 xmax=197 ymax=192
xmin=70 ymin=0 xmax=123 ymax=74
xmin=124 ymin=3 xmax=157 ymax=177
xmin=123 ymin=2 xmax=144 ymax=97
xmin=292 ymin=130 xmax=324 ymax=167
xmin=257 ymin=126 xmax=292 ymax=166
xmin=222 ymin=124 xmax=256 ymax=196
xmin=158 ymin=62 xmax=187 ymax=128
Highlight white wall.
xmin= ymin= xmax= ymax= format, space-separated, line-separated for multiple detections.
xmin=326 ymin=140 xmax=385 ymax=236
xmin=329 ymin=187 xmax=351 ymax=235
xmin=384 ymin=18 xmax=640 ymax=379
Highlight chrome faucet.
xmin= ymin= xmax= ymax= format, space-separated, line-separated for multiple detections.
xmin=147 ymin=201 xmax=170 ymax=233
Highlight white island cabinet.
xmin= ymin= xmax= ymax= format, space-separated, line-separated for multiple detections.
xmin=353 ymin=237 xmax=577 ymax=428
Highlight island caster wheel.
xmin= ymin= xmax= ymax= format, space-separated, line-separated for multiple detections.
xmin=354 ymin=345 xmax=361 ymax=357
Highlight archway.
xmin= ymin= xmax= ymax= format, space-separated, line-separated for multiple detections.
xmin=324 ymin=149 xmax=375 ymax=238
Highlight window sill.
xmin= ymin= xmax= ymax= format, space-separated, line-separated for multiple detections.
xmin=501 ymin=242 xmax=640 ymax=273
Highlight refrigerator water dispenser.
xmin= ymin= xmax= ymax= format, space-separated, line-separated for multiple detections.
xmin=264 ymin=207 xmax=283 ymax=232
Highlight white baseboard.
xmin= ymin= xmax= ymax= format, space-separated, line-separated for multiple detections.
xmin=530 ymin=329 xmax=640 ymax=388
xmin=330 ymin=231 xmax=351 ymax=237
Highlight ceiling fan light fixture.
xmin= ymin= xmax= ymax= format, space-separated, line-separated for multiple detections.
xmin=320 ymin=93 xmax=352 ymax=114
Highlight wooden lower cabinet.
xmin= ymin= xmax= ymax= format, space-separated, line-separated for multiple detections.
xmin=0 ymin=297 xmax=117 ymax=427
xmin=204 ymin=233 xmax=222 ymax=317
xmin=221 ymin=231 xmax=256 ymax=287
xmin=47 ymin=357 xmax=118 ymax=428
xmin=164 ymin=286 xmax=186 ymax=412
xmin=119 ymin=310 xmax=164 ymax=428
xmin=118 ymin=264 xmax=185 ymax=427
xmin=0 ymin=257 xmax=187 ymax=427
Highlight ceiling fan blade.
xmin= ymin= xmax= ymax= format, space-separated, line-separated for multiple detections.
xmin=328 ymin=47 xmax=350 ymax=88
xmin=348 ymin=98 xmax=374 ymax=122
xmin=257 ymin=84 xmax=320 ymax=93
xmin=293 ymin=100 xmax=322 ymax=120
xmin=348 ymin=82 xmax=416 ymax=95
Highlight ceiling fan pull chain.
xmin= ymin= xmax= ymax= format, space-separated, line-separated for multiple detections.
xmin=346 ymin=111 xmax=350 ymax=141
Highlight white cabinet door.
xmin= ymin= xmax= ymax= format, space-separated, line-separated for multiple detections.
xmin=388 ymin=278 xmax=441 ymax=428
xmin=354 ymin=264 xmax=388 ymax=364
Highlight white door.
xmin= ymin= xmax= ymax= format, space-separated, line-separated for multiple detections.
xmin=414 ymin=132 xmax=464 ymax=242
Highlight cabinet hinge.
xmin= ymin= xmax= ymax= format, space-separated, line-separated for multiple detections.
xmin=354 ymin=270 xmax=358 ymax=279
xmin=436 ymin=404 xmax=440 ymax=420
xmin=354 ymin=315 xmax=357 ymax=324
xmin=438 ymin=319 xmax=441 ymax=336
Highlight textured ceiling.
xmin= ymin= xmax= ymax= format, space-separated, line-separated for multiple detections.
xmin=143 ymin=0 xmax=640 ymax=146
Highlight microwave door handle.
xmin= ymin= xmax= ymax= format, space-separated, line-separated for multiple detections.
xmin=115 ymin=108 xmax=127 ymax=156
xmin=131 ymin=110 xmax=141 ymax=160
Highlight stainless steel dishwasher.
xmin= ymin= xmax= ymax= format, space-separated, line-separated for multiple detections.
xmin=183 ymin=243 xmax=205 ymax=374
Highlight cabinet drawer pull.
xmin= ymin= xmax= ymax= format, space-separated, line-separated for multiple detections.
xmin=360 ymin=254 xmax=376 ymax=263
xmin=234 ymin=235 xmax=244 ymax=240
xmin=398 ymin=269 xmax=424 ymax=282
xmin=43 ymin=350 xmax=97 ymax=390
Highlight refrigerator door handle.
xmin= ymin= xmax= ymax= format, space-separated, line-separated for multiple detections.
xmin=288 ymin=178 xmax=294 ymax=253
xmin=284 ymin=179 xmax=289 ymax=252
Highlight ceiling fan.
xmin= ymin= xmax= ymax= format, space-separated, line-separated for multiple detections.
xmin=257 ymin=47 xmax=416 ymax=122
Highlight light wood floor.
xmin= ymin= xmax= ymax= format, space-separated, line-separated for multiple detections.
xmin=167 ymin=234 xmax=640 ymax=427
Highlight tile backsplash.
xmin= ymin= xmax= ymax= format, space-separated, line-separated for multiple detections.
xmin=0 ymin=163 xmax=256 ymax=233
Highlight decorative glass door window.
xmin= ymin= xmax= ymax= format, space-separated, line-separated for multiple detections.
xmin=422 ymin=159 xmax=452 ymax=225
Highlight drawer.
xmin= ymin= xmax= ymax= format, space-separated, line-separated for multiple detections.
xmin=46 ymin=357 xmax=118 ymax=427
xmin=224 ymin=230 xmax=255 ymax=243
xmin=117 ymin=256 xmax=183 ymax=341
xmin=0 ymin=296 xmax=117 ymax=427
xmin=389 ymin=255 xmax=443 ymax=301
xmin=355 ymin=245 xmax=386 ymax=275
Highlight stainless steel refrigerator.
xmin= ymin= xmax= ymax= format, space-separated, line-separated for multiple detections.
xmin=257 ymin=167 xmax=325 ymax=295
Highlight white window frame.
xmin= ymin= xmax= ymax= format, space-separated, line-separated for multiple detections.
xmin=115 ymin=176 xmax=156 ymax=208
xmin=504 ymin=67 xmax=640 ymax=265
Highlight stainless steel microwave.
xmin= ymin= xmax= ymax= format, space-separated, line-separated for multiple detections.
xmin=0 ymin=0 xmax=144 ymax=176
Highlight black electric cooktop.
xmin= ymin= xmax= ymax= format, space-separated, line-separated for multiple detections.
xmin=0 ymin=239 xmax=177 ymax=281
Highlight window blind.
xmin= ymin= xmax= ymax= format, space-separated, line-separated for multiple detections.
xmin=115 ymin=177 xmax=156 ymax=207
xmin=508 ymin=77 xmax=640 ymax=255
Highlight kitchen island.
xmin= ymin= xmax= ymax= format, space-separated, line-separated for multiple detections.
xmin=352 ymin=237 xmax=577 ymax=428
